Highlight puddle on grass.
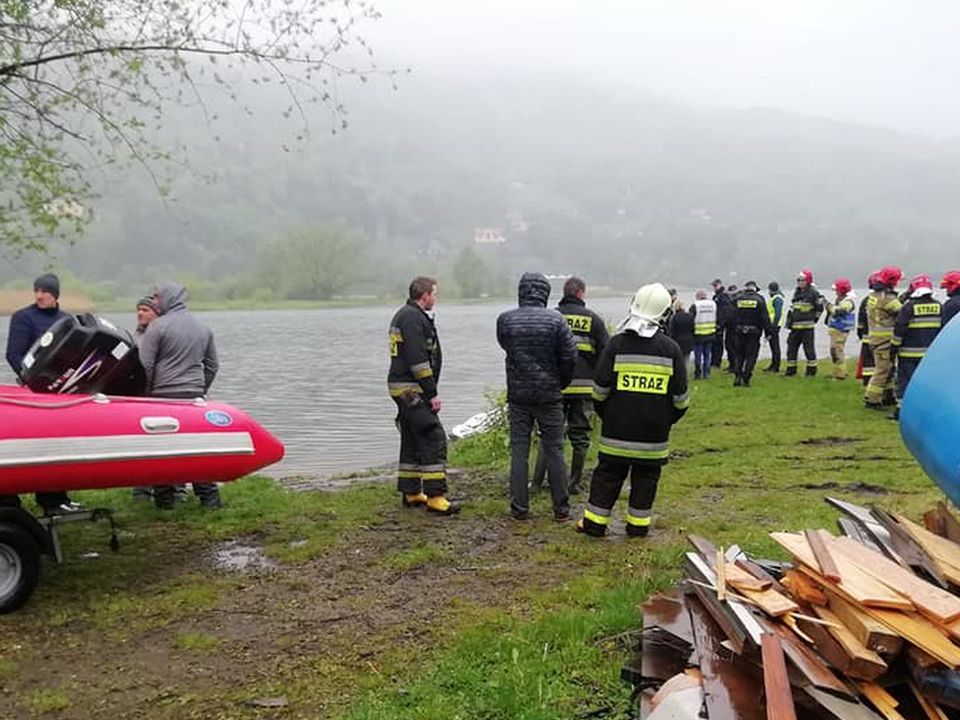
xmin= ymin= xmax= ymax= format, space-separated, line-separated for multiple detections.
xmin=211 ymin=540 xmax=279 ymax=572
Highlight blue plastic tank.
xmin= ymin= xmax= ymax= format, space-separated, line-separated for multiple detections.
xmin=900 ymin=315 xmax=960 ymax=506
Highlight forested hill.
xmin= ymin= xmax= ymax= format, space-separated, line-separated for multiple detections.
xmin=13 ymin=69 xmax=960 ymax=296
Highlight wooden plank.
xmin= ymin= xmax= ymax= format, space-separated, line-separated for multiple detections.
xmin=688 ymin=533 xmax=718 ymax=560
xmin=894 ymin=514 xmax=960 ymax=584
xmin=863 ymin=607 xmax=960 ymax=668
xmin=738 ymin=586 xmax=799 ymax=618
xmin=936 ymin=502 xmax=960 ymax=544
xmin=762 ymin=633 xmax=797 ymax=720
xmin=908 ymin=679 xmax=950 ymax=720
xmin=828 ymin=535 xmax=960 ymax=624
xmin=783 ymin=569 xmax=828 ymax=606
xmin=827 ymin=497 xmax=907 ymax=566
xmin=771 ymin=532 xmax=914 ymax=610
xmin=726 ymin=562 xmax=772 ymax=592
xmin=795 ymin=613 xmax=887 ymax=681
xmin=810 ymin=605 xmax=888 ymax=679
xmin=736 ymin=556 xmax=790 ymax=595
xmin=717 ymin=548 xmax=728 ymax=602
xmin=823 ymin=586 xmax=903 ymax=656
xmin=807 ymin=529 xmax=841 ymax=582
xmin=872 ymin=509 xmax=951 ymax=587
xmin=858 ymin=682 xmax=907 ymax=720
xmin=686 ymin=552 xmax=764 ymax=647
xmin=759 ymin=616 xmax=854 ymax=699
xmin=685 ymin=553 xmax=747 ymax=654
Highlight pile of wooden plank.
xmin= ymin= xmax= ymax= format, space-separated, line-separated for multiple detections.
xmin=635 ymin=500 xmax=960 ymax=719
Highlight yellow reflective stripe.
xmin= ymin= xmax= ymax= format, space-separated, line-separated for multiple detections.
xmin=420 ymin=471 xmax=446 ymax=480
xmin=898 ymin=350 xmax=926 ymax=358
xmin=908 ymin=321 xmax=941 ymax=329
xmin=592 ymin=384 xmax=611 ymax=402
xmin=792 ymin=322 xmax=816 ymax=329
xmin=389 ymin=383 xmax=422 ymax=396
xmin=576 ymin=342 xmax=594 ymax=353
xmin=397 ymin=470 xmax=420 ymax=479
xmin=413 ymin=367 xmax=434 ymax=379
xmin=599 ymin=437 xmax=669 ymax=460
xmin=625 ymin=512 xmax=651 ymax=527
xmin=613 ymin=362 xmax=674 ymax=375
xmin=673 ymin=393 xmax=690 ymax=409
xmin=584 ymin=508 xmax=610 ymax=525
xmin=563 ymin=385 xmax=594 ymax=395
xmin=694 ymin=322 xmax=716 ymax=335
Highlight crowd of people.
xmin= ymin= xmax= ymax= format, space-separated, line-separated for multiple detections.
xmin=388 ymin=266 xmax=960 ymax=538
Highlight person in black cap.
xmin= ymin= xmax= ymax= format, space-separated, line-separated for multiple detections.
xmin=710 ymin=279 xmax=733 ymax=369
xmin=4 ymin=273 xmax=83 ymax=515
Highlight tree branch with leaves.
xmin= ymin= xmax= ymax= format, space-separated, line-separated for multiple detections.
xmin=0 ymin=0 xmax=393 ymax=255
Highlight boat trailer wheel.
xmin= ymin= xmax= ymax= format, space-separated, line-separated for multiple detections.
xmin=0 ymin=522 xmax=41 ymax=614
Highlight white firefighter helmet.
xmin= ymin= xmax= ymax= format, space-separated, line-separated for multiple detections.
xmin=621 ymin=283 xmax=672 ymax=337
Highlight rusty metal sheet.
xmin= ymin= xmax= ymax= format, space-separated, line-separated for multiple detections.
xmin=687 ymin=594 xmax=765 ymax=720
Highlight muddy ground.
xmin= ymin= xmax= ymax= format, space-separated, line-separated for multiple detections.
xmin=0 ymin=471 xmax=609 ymax=719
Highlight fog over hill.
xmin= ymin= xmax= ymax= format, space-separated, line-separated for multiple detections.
xmin=7 ymin=66 xmax=959 ymax=295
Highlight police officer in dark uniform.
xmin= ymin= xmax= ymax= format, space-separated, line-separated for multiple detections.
xmin=532 ymin=277 xmax=609 ymax=495
xmin=730 ymin=280 xmax=771 ymax=387
xmin=387 ymin=276 xmax=459 ymax=515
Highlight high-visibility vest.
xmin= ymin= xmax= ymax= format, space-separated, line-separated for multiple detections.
xmin=693 ymin=299 xmax=717 ymax=336
xmin=766 ymin=293 xmax=786 ymax=328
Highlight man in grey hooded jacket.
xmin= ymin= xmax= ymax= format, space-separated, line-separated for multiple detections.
xmin=139 ymin=283 xmax=222 ymax=509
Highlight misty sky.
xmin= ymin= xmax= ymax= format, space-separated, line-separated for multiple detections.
xmin=369 ymin=0 xmax=960 ymax=139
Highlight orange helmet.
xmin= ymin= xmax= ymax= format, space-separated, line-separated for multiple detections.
xmin=832 ymin=278 xmax=852 ymax=295
xmin=941 ymin=271 xmax=960 ymax=294
xmin=876 ymin=266 xmax=903 ymax=288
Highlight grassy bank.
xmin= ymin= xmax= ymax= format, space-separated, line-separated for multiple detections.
xmin=0 ymin=363 xmax=942 ymax=719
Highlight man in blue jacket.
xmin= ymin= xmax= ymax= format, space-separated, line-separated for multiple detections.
xmin=496 ymin=273 xmax=577 ymax=521
xmin=4 ymin=273 xmax=82 ymax=515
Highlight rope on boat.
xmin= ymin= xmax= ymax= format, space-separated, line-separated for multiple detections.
xmin=0 ymin=393 xmax=206 ymax=409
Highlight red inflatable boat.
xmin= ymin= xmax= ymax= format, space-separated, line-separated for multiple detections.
xmin=0 ymin=384 xmax=284 ymax=494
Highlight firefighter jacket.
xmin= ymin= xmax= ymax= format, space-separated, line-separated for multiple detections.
xmin=944 ymin=292 xmax=960 ymax=327
xmin=731 ymin=290 xmax=771 ymax=333
xmin=827 ymin=294 xmax=857 ymax=332
xmin=557 ymin=295 xmax=609 ymax=396
xmin=388 ymin=300 xmax=442 ymax=400
xmin=857 ymin=296 xmax=870 ymax=340
xmin=591 ymin=329 xmax=688 ymax=466
xmin=893 ymin=296 xmax=942 ymax=358
xmin=496 ymin=273 xmax=577 ymax=404
xmin=690 ymin=299 xmax=717 ymax=340
xmin=766 ymin=292 xmax=786 ymax=328
xmin=713 ymin=290 xmax=734 ymax=328
xmin=786 ymin=286 xmax=824 ymax=331
xmin=866 ymin=289 xmax=902 ymax=348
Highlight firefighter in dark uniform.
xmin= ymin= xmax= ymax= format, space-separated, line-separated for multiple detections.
xmin=532 ymin=277 xmax=609 ymax=495
xmin=942 ymin=271 xmax=960 ymax=327
xmin=730 ymin=280 xmax=770 ymax=387
xmin=784 ymin=269 xmax=824 ymax=376
xmin=576 ymin=283 xmax=688 ymax=538
xmin=387 ymin=276 xmax=459 ymax=515
xmin=891 ymin=274 xmax=942 ymax=420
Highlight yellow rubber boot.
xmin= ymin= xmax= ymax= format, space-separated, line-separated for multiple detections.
xmin=426 ymin=495 xmax=461 ymax=515
xmin=402 ymin=492 xmax=428 ymax=508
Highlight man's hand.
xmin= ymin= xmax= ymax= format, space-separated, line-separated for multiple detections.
xmin=430 ymin=396 xmax=442 ymax=414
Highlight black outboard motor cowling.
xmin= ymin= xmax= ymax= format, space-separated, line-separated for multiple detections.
xmin=20 ymin=314 xmax=146 ymax=396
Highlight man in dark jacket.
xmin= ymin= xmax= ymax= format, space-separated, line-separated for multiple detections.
xmin=496 ymin=273 xmax=577 ymax=521
xmin=4 ymin=273 xmax=82 ymax=515
xmin=387 ymin=276 xmax=459 ymax=515
xmin=531 ymin=277 xmax=608 ymax=495
xmin=577 ymin=283 xmax=688 ymax=538
xmin=730 ymin=280 xmax=771 ymax=387
xmin=139 ymin=283 xmax=222 ymax=509
xmin=710 ymin=279 xmax=732 ymax=368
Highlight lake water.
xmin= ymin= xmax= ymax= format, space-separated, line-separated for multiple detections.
xmin=0 ymin=294 xmax=842 ymax=478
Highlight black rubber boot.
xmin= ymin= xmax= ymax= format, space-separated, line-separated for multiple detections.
xmin=784 ymin=367 xmax=797 ymax=376
xmin=568 ymin=450 xmax=586 ymax=495
xmin=805 ymin=365 xmax=818 ymax=377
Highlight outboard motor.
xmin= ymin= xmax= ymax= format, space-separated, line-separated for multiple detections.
xmin=19 ymin=314 xmax=146 ymax=396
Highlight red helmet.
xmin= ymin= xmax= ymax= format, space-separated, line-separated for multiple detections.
xmin=941 ymin=271 xmax=960 ymax=294
xmin=796 ymin=269 xmax=813 ymax=284
xmin=876 ymin=266 xmax=903 ymax=288
xmin=909 ymin=274 xmax=933 ymax=295
xmin=867 ymin=271 xmax=880 ymax=285
xmin=832 ymin=278 xmax=852 ymax=295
